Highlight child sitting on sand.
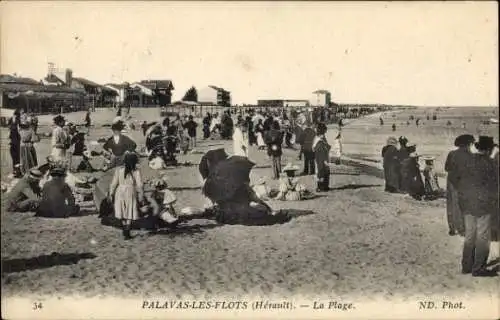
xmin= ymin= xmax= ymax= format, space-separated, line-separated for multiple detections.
xmin=275 ymin=163 xmax=312 ymax=201
xmin=144 ymin=177 xmax=180 ymax=230
xmin=422 ymin=156 xmax=445 ymax=200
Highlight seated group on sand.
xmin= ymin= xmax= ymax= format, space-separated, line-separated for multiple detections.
xmin=382 ymin=135 xmax=446 ymax=200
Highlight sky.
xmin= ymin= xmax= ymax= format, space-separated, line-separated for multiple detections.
xmin=1 ymin=1 xmax=498 ymax=106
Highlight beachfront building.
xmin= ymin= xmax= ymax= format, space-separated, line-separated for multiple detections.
xmin=129 ymin=80 xmax=174 ymax=107
xmin=257 ymin=99 xmax=310 ymax=109
xmin=0 ymin=74 xmax=85 ymax=121
xmin=198 ymin=85 xmax=231 ymax=107
xmin=105 ymin=83 xmax=129 ymax=105
xmin=71 ymin=77 xmax=117 ymax=107
xmin=309 ymin=90 xmax=331 ymax=107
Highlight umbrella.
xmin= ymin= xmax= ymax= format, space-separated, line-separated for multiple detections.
xmin=203 ymin=156 xmax=255 ymax=202
xmin=144 ymin=122 xmax=160 ymax=137
xmin=252 ymin=114 xmax=265 ymax=126
xmin=199 ymin=148 xmax=229 ymax=180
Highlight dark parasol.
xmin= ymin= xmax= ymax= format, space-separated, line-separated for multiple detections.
xmin=199 ymin=148 xmax=229 ymax=180
xmin=203 ymin=156 xmax=255 ymax=202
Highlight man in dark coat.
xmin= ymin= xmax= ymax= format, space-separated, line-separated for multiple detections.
xmin=382 ymin=137 xmax=401 ymax=193
xmin=444 ymin=134 xmax=475 ymax=236
xmin=265 ymin=121 xmax=284 ymax=179
xmin=300 ymin=123 xmax=316 ymax=176
xmin=458 ymin=136 xmax=498 ymax=277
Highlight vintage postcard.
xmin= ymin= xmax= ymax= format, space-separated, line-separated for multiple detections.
xmin=1 ymin=1 xmax=498 ymax=319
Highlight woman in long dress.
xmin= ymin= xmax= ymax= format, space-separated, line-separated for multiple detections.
xmin=313 ymin=123 xmax=331 ymax=192
xmin=382 ymin=137 xmax=401 ymax=193
xmin=51 ymin=115 xmax=69 ymax=164
xmin=232 ymin=122 xmax=248 ymax=157
xmin=109 ymin=152 xmax=144 ymax=240
xmin=19 ymin=119 xmax=39 ymax=175
xmin=444 ymin=134 xmax=474 ymax=236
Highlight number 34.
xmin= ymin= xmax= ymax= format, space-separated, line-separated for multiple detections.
xmin=33 ymin=302 xmax=43 ymax=310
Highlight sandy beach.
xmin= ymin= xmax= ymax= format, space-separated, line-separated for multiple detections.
xmin=1 ymin=106 xmax=499 ymax=302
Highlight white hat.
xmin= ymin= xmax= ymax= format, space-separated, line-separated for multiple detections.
xmin=282 ymin=163 xmax=300 ymax=172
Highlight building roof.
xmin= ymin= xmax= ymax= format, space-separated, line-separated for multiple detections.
xmin=312 ymin=89 xmax=330 ymax=94
xmin=0 ymin=82 xmax=85 ymax=94
xmin=139 ymin=80 xmax=174 ymax=90
xmin=0 ymin=74 xmax=40 ymax=85
xmin=44 ymin=74 xmax=66 ymax=84
xmin=208 ymin=85 xmax=229 ymax=93
xmin=72 ymin=77 xmax=102 ymax=88
xmin=105 ymin=83 xmax=129 ymax=90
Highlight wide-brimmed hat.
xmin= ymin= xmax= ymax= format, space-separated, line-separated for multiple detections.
xmin=53 ymin=115 xmax=65 ymax=124
xmin=28 ymin=168 xmax=43 ymax=180
xmin=386 ymin=136 xmax=398 ymax=146
xmin=111 ymin=120 xmax=125 ymax=131
xmin=151 ymin=178 xmax=167 ymax=189
xmin=454 ymin=134 xmax=475 ymax=147
xmin=421 ymin=156 xmax=435 ymax=164
xmin=475 ymin=136 xmax=495 ymax=151
xmin=398 ymin=136 xmax=408 ymax=145
xmin=282 ymin=163 xmax=300 ymax=172
xmin=50 ymin=166 xmax=67 ymax=177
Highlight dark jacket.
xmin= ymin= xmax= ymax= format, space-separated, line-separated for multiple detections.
xmin=382 ymin=144 xmax=401 ymax=191
xmin=103 ymin=134 xmax=137 ymax=157
xmin=37 ymin=178 xmax=76 ymax=218
xmin=458 ymin=153 xmax=498 ymax=217
xmin=265 ymin=129 xmax=283 ymax=157
xmin=301 ymin=128 xmax=316 ymax=152
xmin=444 ymin=148 xmax=471 ymax=187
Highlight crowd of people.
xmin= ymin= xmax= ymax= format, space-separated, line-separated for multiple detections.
xmin=382 ymin=133 xmax=499 ymax=277
xmin=3 ymin=107 xmax=498 ymax=278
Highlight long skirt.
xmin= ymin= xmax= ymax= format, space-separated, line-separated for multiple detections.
xmin=446 ymin=181 xmax=465 ymax=235
xmin=51 ymin=147 xmax=67 ymax=163
xmin=20 ymin=145 xmax=38 ymax=175
xmin=256 ymin=132 xmax=266 ymax=147
xmin=114 ymin=184 xmax=139 ymax=221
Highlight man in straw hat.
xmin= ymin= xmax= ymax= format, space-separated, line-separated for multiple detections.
xmin=3 ymin=168 xmax=43 ymax=212
xmin=444 ymin=134 xmax=475 ymax=236
xmin=458 ymin=136 xmax=498 ymax=277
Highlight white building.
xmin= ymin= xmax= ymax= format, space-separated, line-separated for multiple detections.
xmin=198 ymin=85 xmax=231 ymax=106
xmin=105 ymin=84 xmax=128 ymax=104
xmin=309 ymin=90 xmax=331 ymax=107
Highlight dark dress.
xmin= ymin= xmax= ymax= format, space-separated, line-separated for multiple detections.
xmin=401 ymin=157 xmax=425 ymax=200
xmin=382 ymin=145 xmax=401 ymax=192
xmin=314 ymin=136 xmax=331 ymax=191
xmin=8 ymin=118 xmax=21 ymax=175
xmin=103 ymin=134 xmax=137 ymax=167
xmin=202 ymin=116 xmax=211 ymax=139
xmin=214 ymin=184 xmax=290 ymax=226
xmin=398 ymin=147 xmax=410 ymax=191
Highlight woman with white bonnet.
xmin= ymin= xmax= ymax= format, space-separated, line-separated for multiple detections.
xmin=232 ymin=121 xmax=248 ymax=157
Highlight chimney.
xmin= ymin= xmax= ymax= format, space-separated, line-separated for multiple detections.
xmin=65 ymin=69 xmax=73 ymax=87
